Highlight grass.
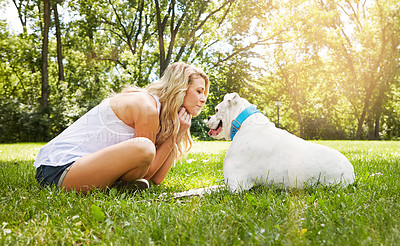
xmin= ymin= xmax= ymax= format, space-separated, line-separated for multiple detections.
xmin=1 ymin=140 xmax=400 ymax=245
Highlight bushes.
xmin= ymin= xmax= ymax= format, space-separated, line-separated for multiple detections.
xmin=302 ymin=115 xmax=353 ymax=140
xmin=0 ymin=99 xmax=50 ymax=143
xmin=0 ymin=93 xmax=89 ymax=143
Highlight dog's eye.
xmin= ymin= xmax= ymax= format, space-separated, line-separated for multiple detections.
xmin=215 ymin=109 xmax=219 ymax=113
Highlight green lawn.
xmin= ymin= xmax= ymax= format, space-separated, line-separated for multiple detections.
xmin=1 ymin=141 xmax=399 ymax=245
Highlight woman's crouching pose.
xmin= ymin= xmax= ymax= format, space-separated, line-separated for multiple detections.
xmin=34 ymin=62 xmax=209 ymax=193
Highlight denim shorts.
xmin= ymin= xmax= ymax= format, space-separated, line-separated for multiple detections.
xmin=35 ymin=162 xmax=74 ymax=188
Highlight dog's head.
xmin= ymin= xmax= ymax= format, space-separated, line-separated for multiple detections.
xmin=206 ymin=93 xmax=252 ymax=140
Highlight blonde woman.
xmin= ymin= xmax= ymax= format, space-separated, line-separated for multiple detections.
xmin=34 ymin=62 xmax=209 ymax=193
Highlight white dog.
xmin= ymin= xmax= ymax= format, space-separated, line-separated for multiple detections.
xmin=207 ymin=93 xmax=355 ymax=191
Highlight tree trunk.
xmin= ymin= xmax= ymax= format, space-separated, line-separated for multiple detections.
xmin=372 ymin=80 xmax=388 ymax=140
xmin=356 ymin=108 xmax=367 ymax=140
xmin=374 ymin=113 xmax=380 ymax=140
xmin=40 ymin=0 xmax=51 ymax=109
xmin=154 ymin=0 xmax=167 ymax=75
xmin=53 ymin=3 xmax=65 ymax=83
xmin=12 ymin=0 xmax=27 ymax=34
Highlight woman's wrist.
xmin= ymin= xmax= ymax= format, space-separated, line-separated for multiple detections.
xmin=164 ymin=136 xmax=176 ymax=150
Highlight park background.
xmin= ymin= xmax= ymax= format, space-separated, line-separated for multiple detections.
xmin=1 ymin=1 xmax=400 ymax=244
xmin=0 ymin=0 xmax=399 ymax=142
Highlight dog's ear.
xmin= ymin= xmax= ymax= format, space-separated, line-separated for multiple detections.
xmin=224 ymin=93 xmax=239 ymax=105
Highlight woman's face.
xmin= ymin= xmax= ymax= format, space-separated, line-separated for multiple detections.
xmin=182 ymin=76 xmax=207 ymax=117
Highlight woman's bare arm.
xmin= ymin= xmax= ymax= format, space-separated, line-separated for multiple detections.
xmin=144 ymin=107 xmax=192 ymax=184
xmin=143 ymin=136 xmax=175 ymax=184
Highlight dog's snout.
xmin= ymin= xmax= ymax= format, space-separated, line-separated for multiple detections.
xmin=208 ymin=116 xmax=211 ymax=120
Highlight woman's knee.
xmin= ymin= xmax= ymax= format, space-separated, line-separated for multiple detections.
xmin=130 ymin=137 xmax=156 ymax=165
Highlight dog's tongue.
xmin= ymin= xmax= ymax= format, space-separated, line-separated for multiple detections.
xmin=208 ymin=126 xmax=222 ymax=137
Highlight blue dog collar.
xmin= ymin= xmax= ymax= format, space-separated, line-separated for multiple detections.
xmin=230 ymin=106 xmax=261 ymax=140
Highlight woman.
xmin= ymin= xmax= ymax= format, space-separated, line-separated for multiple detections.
xmin=34 ymin=62 xmax=209 ymax=193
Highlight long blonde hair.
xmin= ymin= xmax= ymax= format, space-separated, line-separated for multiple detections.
xmin=123 ymin=62 xmax=209 ymax=156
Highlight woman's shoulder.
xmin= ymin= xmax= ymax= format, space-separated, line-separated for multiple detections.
xmin=111 ymin=91 xmax=158 ymax=111
xmin=110 ymin=92 xmax=159 ymax=126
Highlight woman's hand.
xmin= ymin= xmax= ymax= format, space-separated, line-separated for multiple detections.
xmin=177 ymin=107 xmax=192 ymax=141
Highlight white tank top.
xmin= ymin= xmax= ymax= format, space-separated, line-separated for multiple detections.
xmin=34 ymin=94 xmax=161 ymax=168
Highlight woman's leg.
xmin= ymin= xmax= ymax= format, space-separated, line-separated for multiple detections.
xmin=61 ymin=137 xmax=155 ymax=193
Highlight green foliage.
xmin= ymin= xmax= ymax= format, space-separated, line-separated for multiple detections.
xmin=248 ymin=0 xmax=400 ymax=140
xmin=1 ymin=141 xmax=400 ymax=244
xmin=0 ymin=0 xmax=399 ymax=142
xmin=0 ymin=99 xmax=49 ymax=143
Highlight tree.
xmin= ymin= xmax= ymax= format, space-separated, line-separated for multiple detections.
xmin=1 ymin=0 xmax=399 ymax=142
xmin=153 ymin=0 xmax=236 ymax=75
xmin=317 ymin=0 xmax=400 ymax=139
xmin=252 ymin=0 xmax=400 ymax=139
xmin=11 ymin=0 xmax=32 ymax=34
xmin=40 ymin=0 xmax=51 ymax=110
xmin=53 ymin=2 xmax=65 ymax=83
xmin=95 ymin=0 xmax=278 ymax=78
